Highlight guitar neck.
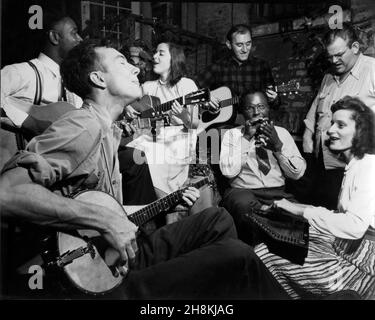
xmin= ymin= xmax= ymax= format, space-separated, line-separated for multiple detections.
xmin=128 ymin=177 xmax=209 ymax=226
xmin=154 ymin=96 xmax=185 ymax=114
xmin=219 ymin=96 xmax=240 ymax=108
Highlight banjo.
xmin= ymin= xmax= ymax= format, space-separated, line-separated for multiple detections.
xmin=42 ymin=177 xmax=210 ymax=296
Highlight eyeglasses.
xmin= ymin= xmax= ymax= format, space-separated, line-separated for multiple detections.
xmin=243 ymin=103 xmax=268 ymax=111
xmin=327 ymin=47 xmax=349 ymax=61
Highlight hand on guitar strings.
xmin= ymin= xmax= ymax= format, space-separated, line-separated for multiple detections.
xmin=265 ymin=85 xmax=277 ymax=102
xmin=121 ymin=121 xmax=136 ymax=137
xmin=124 ymin=104 xmax=141 ymax=119
xmin=181 ymin=186 xmax=200 ymax=207
xmin=102 ymin=214 xmax=139 ymax=276
xmin=203 ymin=96 xmax=220 ymax=114
xmin=171 ymin=100 xmax=186 ymax=117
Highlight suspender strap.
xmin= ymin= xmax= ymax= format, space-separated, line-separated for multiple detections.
xmin=27 ymin=61 xmax=42 ymax=105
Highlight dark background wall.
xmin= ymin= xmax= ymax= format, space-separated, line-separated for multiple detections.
xmin=1 ymin=1 xmax=374 ymax=137
xmin=1 ymin=0 xmax=82 ymax=66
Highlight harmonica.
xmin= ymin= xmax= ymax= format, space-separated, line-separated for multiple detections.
xmin=249 ymin=117 xmax=269 ymax=126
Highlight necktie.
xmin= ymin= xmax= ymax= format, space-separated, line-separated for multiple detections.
xmin=256 ymin=146 xmax=271 ymax=175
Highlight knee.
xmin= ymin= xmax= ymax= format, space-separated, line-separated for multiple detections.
xmin=200 ymin=206 xmax=234 ymax=224
xmin=223 ymin=191 xmax=258 ymax=215
xmin=221 ymin=238 xmax=259 ymax=268
xmin=199 ymin=207 xmax=237 ymax=235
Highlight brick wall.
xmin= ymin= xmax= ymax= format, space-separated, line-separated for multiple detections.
xmin=252 ymin=31 xmax=326 ymax=136
xmin=187 ymin=0 xmax=375 ymax=137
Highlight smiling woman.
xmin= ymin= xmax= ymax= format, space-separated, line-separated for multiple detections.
xmin=255 ymin=96 xmax=375 ymax=300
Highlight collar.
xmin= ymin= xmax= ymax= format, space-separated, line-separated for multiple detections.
xmin=38 ymin=52 xmax=60 ymax=77
xmin=229 ymin=54 xmax=253 ymax=66
xmin=158 ymin=78 xmax=168 ymax=86
xmin=239 ymin=125 xmax=246 ymax=135
xmin=83 ymin=98 xmax=114 ymax=132
xmin=345 ymin=156 xmax=358 ymax=172
xmin=333 ymin=53 xmax=363 ymax=83
xmin=348 ymin=53 xmax=363 ymax=80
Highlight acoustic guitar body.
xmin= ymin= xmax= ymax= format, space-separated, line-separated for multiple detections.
xmin=198 ymin=86 xmax=233 ymax=132
xmin=132 ymin=95 xmax=162 ymax=116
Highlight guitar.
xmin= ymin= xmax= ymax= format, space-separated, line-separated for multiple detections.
xmin=198 ymin=81 xmax=301 ymax=132
xmin=274 ymin=80 xmax=300 ymax=96
xmin=128 ymin=88 xmax=211 ymax=130
xmin=42 ymin=177 xmax=210 ymax=295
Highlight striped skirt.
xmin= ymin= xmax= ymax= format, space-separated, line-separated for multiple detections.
xmin=255 ymin=226 xmax=375 ymax=299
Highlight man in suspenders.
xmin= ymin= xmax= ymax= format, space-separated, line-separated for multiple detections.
xmin=0 ymin=12 xmax=83 ymax=167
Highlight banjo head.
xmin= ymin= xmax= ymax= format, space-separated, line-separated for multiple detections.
xmin=57 ymin=190 xmax=126 ymax=295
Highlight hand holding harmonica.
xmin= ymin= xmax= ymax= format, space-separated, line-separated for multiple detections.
xmin=255 ymin=119 xmax=283 ymax=152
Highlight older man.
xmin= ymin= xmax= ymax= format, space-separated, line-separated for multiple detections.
xmin=220 ymin=91 xmax=306 ymax=243
xmin=302 ymin=22 xmax=375 ymax=209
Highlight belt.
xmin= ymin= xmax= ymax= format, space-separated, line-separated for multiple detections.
xmin=364 ymin=227 xmax=375 ymax=242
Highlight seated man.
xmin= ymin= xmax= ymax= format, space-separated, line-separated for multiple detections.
xmin=220 ymin=91 xmax=306 ymax=243
xmin=0 ymin=40 xmax=287 ymax=299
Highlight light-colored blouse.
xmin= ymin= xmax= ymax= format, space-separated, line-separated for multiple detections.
xmin=303 ymin=154 xmax=375 ymax=239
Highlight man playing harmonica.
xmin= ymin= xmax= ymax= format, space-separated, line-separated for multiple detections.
xmin=219 ymin=91 xmax=306 ymax=244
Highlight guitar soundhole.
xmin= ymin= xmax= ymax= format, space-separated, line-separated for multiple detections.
xmin=201 ymin=111 xmax=219 ymax=123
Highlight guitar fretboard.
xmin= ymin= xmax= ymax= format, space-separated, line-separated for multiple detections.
xmin=128 ymin=177 xmax=209 ymax=226
xmin=154 ymin=96 xmax=185 ymax=114
xmin=219 ymin=96 xmax=240 ymax=108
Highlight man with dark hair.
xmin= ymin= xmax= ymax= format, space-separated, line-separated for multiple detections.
xmin=0 ymin=40 xmax=288 ymax=299
xmin=1 ymin=13 xmax=83 ymax=168
xmin=220 ymin=91 xmax=306 ymax=244
xmin=1 ymin=13 xmax=83 ymax=126
xmin=302 ymin=22 xmax=375 ymax=209
xmin=196 ymin=24 xmax=279 ymax=125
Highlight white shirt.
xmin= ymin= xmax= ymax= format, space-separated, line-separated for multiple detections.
xmin=1 ymin=53 xmax=82 ymax=126
xmin=129 ymin=77 xmax=199 ymax=194
xmin=303 ymin=154 xmax=375 ymax=239
xmin=142 ymin=77 xmax=198 ymax=126
xmin=304 ymin=53 xmax=375 ymax=169
xmin=220 ymin=125 xmax=306 ymax=189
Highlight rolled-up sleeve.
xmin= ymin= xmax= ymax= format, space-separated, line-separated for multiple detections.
xmin=220 ymin=128 xmax=244 ymax=178
xmin=303 ymin=158 xmax=375 ymax=239
xmin=273 ymin=127 xmax=306 ymax=180
xmin=1 ymin=64 xmax=32 ymax=126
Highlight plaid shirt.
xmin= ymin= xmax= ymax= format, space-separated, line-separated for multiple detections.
xmin=196 ymin=54 xmax=276 ymax=124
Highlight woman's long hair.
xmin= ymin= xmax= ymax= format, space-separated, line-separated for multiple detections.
xmin=162 ymin=42 xmax=187 ymax=87
xmin=331 ymin=96 xmax=375 ymax=159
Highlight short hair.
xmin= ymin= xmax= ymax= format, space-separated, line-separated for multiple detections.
xmin=163 ymin=42 xmax=187 ymax=87
xmin=35 ymin=11 xmax=72 ymax=47
xmin=226 ymin=24 xmax=252 ymax=43
xmin=330 ymin=96 xmax=375 ymax=159
xmin=61 ymin=39 xmax=107 ymax=99
xmin=44 ymin=11 xmax=71 ymax=32
xmin=239 ymin=91 xmax=269 ymax=114
xmin=323 ymin=22 xmax=359 ymax=48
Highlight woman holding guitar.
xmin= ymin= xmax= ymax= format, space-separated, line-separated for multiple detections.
xmin=125 ymin=42 xmax=199 ymax=129
xmin=125 ymin=43 xmax=201 ymax=207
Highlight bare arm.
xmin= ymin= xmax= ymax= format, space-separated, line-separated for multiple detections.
xmin=273 ymin=199 xmax=312 ymax=216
